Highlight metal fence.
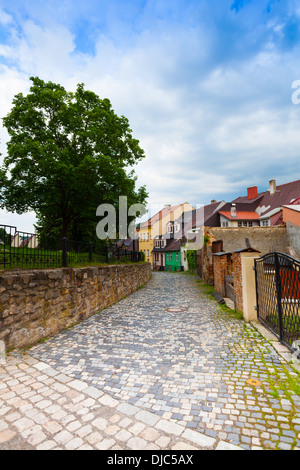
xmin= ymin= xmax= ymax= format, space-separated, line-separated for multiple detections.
xmin=0 ymin=224 xmax=142 ymax=270
xmin=255 ymin=252 xmax=300 ymax=352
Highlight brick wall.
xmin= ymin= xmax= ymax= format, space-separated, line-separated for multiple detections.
xmin=197 ymin=225 xmax=288 ymax=287
xmin=213 ymin=253 xmax=230 ymax=297
xmin=0 ymin=263 xmax=151 ymax=351
xmin=213 ymin=250 xmax=257 ymax=315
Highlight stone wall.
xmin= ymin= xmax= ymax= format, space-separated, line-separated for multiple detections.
xmin=197 ymin=245 xmax=214 ymax=285
xmin=286 ymin=222 xmax=300 ymax=260
xmin=207 ymin=226 xmax=288 ymax=254
xmin=198 ymin=226 xmax=288 ymax=285
xmin=0 ymin=263 xmax=151 ymax=351
xmin=232 ymin=252 xmax=243 ymax=312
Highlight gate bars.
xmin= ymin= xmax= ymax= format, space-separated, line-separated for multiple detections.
xmin=255 ymin=252 xmax=300 ymax=352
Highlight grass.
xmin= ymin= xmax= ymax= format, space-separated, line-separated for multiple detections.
xmin=0 ymin=245 xmax=146 ymax=271
xmin=195 ymin=278 xmax=244 ymax=320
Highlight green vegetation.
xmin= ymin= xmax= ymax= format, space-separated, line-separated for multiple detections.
xmin=186 ymin=250 xmax=197 ymax=271
xmin=0 ymin=244 xmax=146 ymax=271
xmin=0 ymin=76 xmax=148 ymax=244
xmin=196 ymin=278 xmax=244 ymax=320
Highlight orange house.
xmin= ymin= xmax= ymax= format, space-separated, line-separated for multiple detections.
xmin=282 ymin=204 xmax=300 ymax=227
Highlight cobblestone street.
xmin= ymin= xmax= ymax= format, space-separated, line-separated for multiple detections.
xmin=0 ymin=272 xmax=300 ymax=450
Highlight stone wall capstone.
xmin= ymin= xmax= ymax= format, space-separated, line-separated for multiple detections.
xmin=0 ymin=263 xmax=151 ymax=351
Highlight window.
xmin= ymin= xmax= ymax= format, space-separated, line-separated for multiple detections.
xmin=221 ymin=222 xmax=229 ymax=227
xmin=147 ymin=250 xmax=149 ymax=257
xmin=238 ymin=221 xmax=253 ymax=227
xmin=261 ymin=220 xmax=269 ymax=227
xmin=147 ymin=233 xmax=149 ymax=241
xmin=170 ymin=253 xmax=172 ymax=261
xmin=176 ymin=253 xmax=179 ymax=262
xmin=161 ymin=240 xmax=165 ymax=248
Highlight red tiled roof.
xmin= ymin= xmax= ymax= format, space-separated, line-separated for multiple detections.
xmin=219 ymin=211 xmax=260 ymax=221
xmin=233 ymin=180 xmax=300 ymax=217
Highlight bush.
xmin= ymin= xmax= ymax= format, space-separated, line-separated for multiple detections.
xmin=186 ymin=250 xmax=197 ymax=271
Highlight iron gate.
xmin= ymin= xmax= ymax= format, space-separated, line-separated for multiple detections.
xmin=255 ymin=252 xmax=300 ymax=352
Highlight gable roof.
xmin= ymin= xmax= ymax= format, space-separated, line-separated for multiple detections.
xmin=164 ymin=238 xmax=183 ymax=252
xmin=219 ymin=211 xmax=260 ymax=221
xmin=233 ymin=180 xmax=300 ymax=217
xmin=140 ymin=203 xmax=191 ymax=229
xmin=176 ymin=201 xmax=225 ymax=229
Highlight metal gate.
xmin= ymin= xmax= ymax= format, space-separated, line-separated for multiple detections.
xmin=254 ymin=252 xmax=300 ymax=352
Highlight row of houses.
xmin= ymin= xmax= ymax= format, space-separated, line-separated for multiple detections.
xmin=131 ymin=178 xmax=300 ymax=271
xmin=0 ymin=234 xmax=40 ymax=249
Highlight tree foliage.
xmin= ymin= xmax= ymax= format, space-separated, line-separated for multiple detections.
xmin=0 ymin=77 xmax=148 ymax=241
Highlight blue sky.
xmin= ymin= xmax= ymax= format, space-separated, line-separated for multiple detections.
xmin=0 ymin=0 xmax=300 ymax=230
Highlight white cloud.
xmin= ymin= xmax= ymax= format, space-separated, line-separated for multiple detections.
xmin=1 ymin=3 xmax=300 ymax=232
xmin=0 ymin=8 xmax=12 ymax=25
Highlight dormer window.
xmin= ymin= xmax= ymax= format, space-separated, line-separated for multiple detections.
xmin=161 ymin=240 xmax=165 ymax=248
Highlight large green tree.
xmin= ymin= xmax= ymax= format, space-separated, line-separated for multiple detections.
xmin=0 ymin=77 xmax=147 ymax=242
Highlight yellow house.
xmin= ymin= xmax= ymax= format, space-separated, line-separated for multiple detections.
xmin=138 ymin=203 xmax=194 ymax=265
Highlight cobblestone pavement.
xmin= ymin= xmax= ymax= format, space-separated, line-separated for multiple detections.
xmin=1 ymin=272 xmax=300 ymax=450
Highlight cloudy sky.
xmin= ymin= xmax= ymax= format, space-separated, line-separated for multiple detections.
xmin=0 ymin=0 xmax=300 ymax=231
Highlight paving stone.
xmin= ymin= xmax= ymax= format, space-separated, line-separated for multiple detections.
xmin=36 ymin=440 xmax=56 ymax=450
xmin=155 ymin=419 xmax=184 ymax=436
xmin=54 ymin=430 xmax=73 ymax=445
xmin=0 ymin=430 xmax=16 ymax=444
xmin=172 ymin=442 xmax=199 ymax=450
xmin=182 ymin=429 xmax=216 ymax=448
xmin=117 ymin=403 xmax=139 ymax=416
xmin=95 ymin=438 xmax=115 ymax=450
xmin=127 ymin=437 xmax=148 ymax=450
xmin=0 ymin=272 xmax=299 ymax=451
xmin=135 ymin=410 xmax=160 ymax=426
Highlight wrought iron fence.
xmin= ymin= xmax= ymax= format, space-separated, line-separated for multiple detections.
xmin=255 ymin=252 xmax=300 ymax=352
xmin=0 ymin=224 xmax=142 ymax=270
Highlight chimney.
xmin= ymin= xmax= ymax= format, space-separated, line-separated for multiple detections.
xmin=269 ymin=179 xmax=276 ymax=195
xmin=211 ymin=199 xmax=217 ymax=204
xmin=231 ymin=203 xmax=237 ymax=217
xmin=247 ymin=186 xmax=258 ymax=200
